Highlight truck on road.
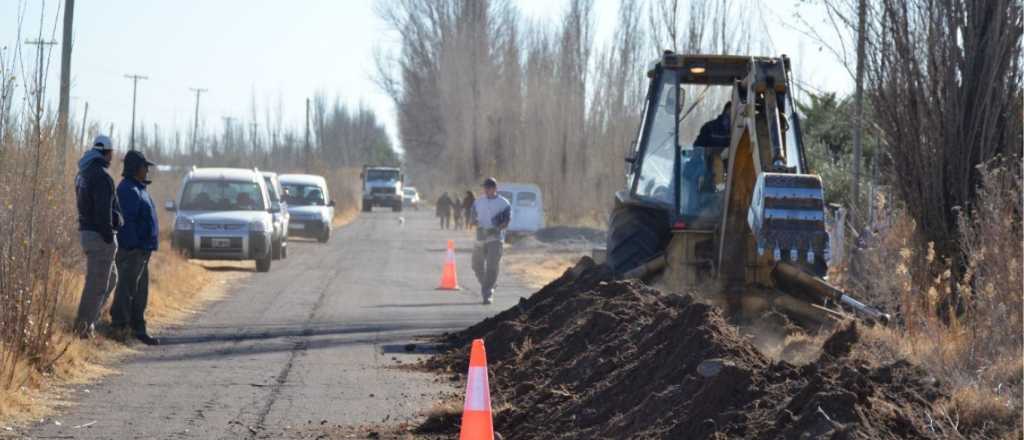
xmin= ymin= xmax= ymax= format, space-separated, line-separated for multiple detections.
xmin=361 ymin=165 xmax=404 ymax=212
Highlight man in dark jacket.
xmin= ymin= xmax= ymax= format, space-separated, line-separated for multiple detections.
xmin=436 ymin=192 xmax=453 ymax=229
xmin=74 ymin=135 xmax=123 ymax=338
xmin=112 ymin=150 xmax=160 ymax=345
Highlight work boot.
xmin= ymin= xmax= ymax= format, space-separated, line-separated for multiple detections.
xmin=106 ymin=325 xmax=132 ymax=343
xmin=482 ymin=288 xmax=494 ymax=305
xmin=136 ymin=333 xmax=160 ymax=346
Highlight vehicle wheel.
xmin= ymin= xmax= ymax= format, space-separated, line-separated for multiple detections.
xmin=256 ymin=254 xmax=272 ymax=272
xmin=606 ymin=202 xmax=671 ymax=276
xmin=318 ymin=228 xmax=330 ymax=243
xmin=271 ymin=240 xmax=282 ymax=260
xmin=392 ymin=203 xmax=402 ymax=212
xmin=362 ymin=200 xmax=372 ymax=212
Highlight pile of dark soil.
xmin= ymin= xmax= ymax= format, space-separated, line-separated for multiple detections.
xmin=427 ymin=257 xmax=951 ymax=439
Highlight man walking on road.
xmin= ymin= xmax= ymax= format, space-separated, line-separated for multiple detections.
xmin=436 ymin=192 xmax=453 ymax=229
xmin=470 ymin=178 xmax=511 ymax=304
xmin=74 ymin=135 xmax=122 ymax=339
xmin=112 ymin=150 xmax=160 ymax=346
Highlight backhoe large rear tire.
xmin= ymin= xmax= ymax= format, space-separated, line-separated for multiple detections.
xmin=606 ymin=203 xmax=671 ymax=276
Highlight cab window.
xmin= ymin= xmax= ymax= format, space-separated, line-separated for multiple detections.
xmin=516 ymin=192 xmax=537 ymax=207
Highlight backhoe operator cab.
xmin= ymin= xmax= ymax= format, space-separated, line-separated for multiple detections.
xmin=609 ymin=51 xmax=888 ymax=325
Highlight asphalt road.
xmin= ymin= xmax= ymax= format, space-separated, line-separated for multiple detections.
xmin=24 ymin=209 xmax=532 ymax=439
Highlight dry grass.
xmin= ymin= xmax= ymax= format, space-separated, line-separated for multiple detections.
xmin=838 ymin=161 xmax=1023 ymax=439
xmin=503 ymin=250 xmax=579 ymax=289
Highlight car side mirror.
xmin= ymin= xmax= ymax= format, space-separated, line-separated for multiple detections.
xmin=165 ymin=200 xmax=176 ymax=212
xmin=624 ymin=155 xmax=637 ymax=164
xmin=328 ymin=200 xmax=336 ymax=207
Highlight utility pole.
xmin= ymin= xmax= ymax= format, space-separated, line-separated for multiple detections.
xmin=189 ymin=87 xmax=207 ymax=157
xmin=79 ymin=100 xmax=88 ymax=147
xmin=57 ymin=0 xmax=75 ymax=174
xmin=25 ymin=39 xmax=58 ymax=146
xmin=222 ymin=116 xmax=236 ymax=155
xmin=304 ymin=98 xmax=311 ymax=173
xmin=124 ymin=73 xmax=148 ymax=150
xmin=250 ymin=121 xmax=259 ymax=151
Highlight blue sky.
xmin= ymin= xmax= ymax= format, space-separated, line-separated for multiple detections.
xmin=0 ymin=0 xmax=849 ymax=151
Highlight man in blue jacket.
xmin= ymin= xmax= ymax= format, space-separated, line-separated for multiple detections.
xmin=112 ymin=150 xmax=160 ymax=345
xmin=74 ymin=135 xmax=123 ymax=339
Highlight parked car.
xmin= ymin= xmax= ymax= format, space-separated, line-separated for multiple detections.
xmin=261 ymin=171 xmax=290 ymax=260
xmin=279 ymin=174 xmax=335 ymax=243
xmin=402 ymin=187 xmax=420 ymax=210
xmin=165 ymin=167 xmax=277 ymax=272
xmin=496 ymin=182 xmax=546 ymax=237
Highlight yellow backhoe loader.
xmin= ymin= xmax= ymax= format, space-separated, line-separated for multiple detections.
xmin=607 ymin=51 xmax=888 ymax=326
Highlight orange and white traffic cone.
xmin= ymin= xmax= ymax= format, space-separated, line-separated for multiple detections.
xmin=459 ymin=339 xmax=493 ymax=440
xmin=437 ymin=239 xmax=460 ymax=291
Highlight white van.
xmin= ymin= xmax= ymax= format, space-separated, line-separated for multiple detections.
xmin=496 ymin=182 xmax=545 ymax=235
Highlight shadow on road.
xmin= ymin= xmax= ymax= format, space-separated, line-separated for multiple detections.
xmin=200 ymin=265 xmax=254 ymax=273
xmin=380 ymin=343 xmax=442 ymax=355
xmin=140 ymin=322 xmax=466 ymax=364
xmin=367 ymin=302 xmax=483 ymax=308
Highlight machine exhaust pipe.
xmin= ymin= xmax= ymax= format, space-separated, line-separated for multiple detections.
xmin=772 ymin=261 xmax=890 ymax=324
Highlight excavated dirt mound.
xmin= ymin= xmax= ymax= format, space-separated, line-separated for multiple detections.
xmin=427 ymin=257 xmax=949 ymax=439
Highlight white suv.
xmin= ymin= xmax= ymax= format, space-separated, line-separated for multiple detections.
xmin=279 ymin=174 xmax=334 ymax=243
xmin=166 ymin=167 xmax=277 ymax=272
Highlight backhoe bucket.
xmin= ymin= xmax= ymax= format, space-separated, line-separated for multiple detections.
xmin=747 ymin=173 xmax=830 ymax=266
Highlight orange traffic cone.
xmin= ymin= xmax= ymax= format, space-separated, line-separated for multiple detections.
xmin=459 ymin=339 xmax=494 ymax=440
xmin=437 ymin=239 xmax=460 ymax=290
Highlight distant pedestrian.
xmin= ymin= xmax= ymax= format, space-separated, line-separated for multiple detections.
xmin=112 ymin=150 xmax=160 ymax=346
xmin=462 ymin=191 xmax=475 ymax=231
xmin=470 ymin=178 xmax=511 ymax=304
xmin=452 ymin=196 xmax=463 ymax=229
xmin=74 ymin=135 xmax=123 ymax=339
xmin=436 ymin=192 xmax=453 ymax=229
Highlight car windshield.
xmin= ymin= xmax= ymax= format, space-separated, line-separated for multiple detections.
xmin=366 ymin=169 xmax=399 ymax=182
xmin=180 ymin=180 xmax=266 ymax=211
xmin=282 ymin=183 xmax=327 ymax=206
xmin=403 ymin=189 xmax=415 ymax=196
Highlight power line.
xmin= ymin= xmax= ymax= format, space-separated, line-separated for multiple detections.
xmin=124 ymin=73 xmax=148 ymax=150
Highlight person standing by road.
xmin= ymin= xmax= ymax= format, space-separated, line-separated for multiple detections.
xmin=462 ymin=191 xmax=475 ymax=231
xmin=436 ymin=192 xmax=453 ymax=229
xmin=452 ymin=195 xmax=463 ymax=229
xmin=112 ymin=150 xmax=160 ymax=346
xmin=470 ymin=178 xmax=511 ymax=304
xmin=74 ymin=135 xmax=122 ymax=339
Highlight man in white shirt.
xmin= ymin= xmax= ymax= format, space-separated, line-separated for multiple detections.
xmin=470 ymin=177 xmax=511 ymax=304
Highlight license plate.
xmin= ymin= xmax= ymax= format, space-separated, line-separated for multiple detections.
xmin=290 ymin=223 xmax=305 ymax=230
xmin=212 ymin=238 xmax=231 ymax=248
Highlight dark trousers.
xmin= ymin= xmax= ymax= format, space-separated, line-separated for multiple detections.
xmin=111 ymin=249 xmax=151 ymax=334
xmin=472 ymin=240 xmax=503 ymax=299
xmin=75 ymin=231 xmax=118 ymax=334
xmin=439 ymin=214 xmax=451 ymax=229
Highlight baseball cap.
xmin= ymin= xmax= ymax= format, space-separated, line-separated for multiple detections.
xmin=92 ymin=135 xmax=114 ymax=151
xmin=482 ymin=177 xmax=497 ymax=188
